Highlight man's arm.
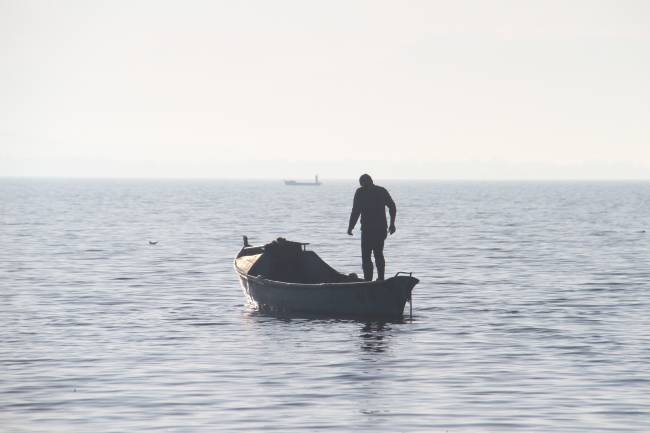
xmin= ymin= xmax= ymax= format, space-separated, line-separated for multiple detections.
xmin=347 ymin=189 xmax=361 ymax=235
xmin=385 ymin=189 xmax=396 ymax=234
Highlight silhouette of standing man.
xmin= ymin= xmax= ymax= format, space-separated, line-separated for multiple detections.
xmin=347 ymin=174 xmax=396 ymax=281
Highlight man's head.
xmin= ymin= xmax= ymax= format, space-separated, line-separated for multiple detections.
xmin=359 ymin=174 xmax=373 ymax=187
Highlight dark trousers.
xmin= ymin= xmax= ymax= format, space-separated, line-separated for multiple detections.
xmin=361 ymin=227 xmax=387 ymax=281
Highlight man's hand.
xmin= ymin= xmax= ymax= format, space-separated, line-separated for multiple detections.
xmin=347 ymin=229 xmax=353 ymax=236
xmin=389 ymin=224 xmax=396 ymax=235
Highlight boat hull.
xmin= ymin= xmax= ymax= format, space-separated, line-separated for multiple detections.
xmin=236 ymin=270 xmax=417 ymax=317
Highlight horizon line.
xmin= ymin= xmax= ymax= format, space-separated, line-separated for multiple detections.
xmin=2 ymin=175 xmax=650 ymax=182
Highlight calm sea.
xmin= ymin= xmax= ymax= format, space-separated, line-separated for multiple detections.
xmin=1 ymin=179 xmax=650 ymax=432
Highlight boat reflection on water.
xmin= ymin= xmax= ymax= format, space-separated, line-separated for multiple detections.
xmin=243 ymin=306 xmax=405 ymax=355
xmin=243 ymin=307 xmax=407 ymax=325
xmin=360 ymin=322 xmax=391 ymax=353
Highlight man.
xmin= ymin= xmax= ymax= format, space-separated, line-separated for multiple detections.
xmin=347 ymin=174 xmax=396 ymax=281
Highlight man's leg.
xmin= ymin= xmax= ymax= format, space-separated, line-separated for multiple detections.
xmin=361 ymin=231 xmax=373 ymax=281
xmin=373 ymin=236 xmax=386 ymax=281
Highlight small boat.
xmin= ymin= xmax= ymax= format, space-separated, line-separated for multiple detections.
xmin=234 ymin=237 xmax=419 ymax=317
xmin=284 ymin=175 xmax=322 ymax=186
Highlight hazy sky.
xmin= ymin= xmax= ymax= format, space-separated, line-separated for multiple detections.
xmin=2 ymin=0 xmax=649 ymax=179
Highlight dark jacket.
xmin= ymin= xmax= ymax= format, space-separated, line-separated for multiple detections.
xmin=348 ymin=185 xmax=396 ymax=232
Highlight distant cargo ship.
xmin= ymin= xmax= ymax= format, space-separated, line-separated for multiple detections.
xmin=284 ymin=175 xmax=322 ymax=186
